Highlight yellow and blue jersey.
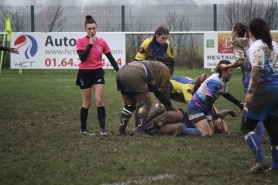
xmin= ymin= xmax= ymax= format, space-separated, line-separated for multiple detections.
xmin=170 ymin=76 xmax=195 ymax=102
xmin=135 ymin=38 xmax=174 ymax=61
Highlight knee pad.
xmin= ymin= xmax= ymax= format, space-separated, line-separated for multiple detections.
xmin=123 ymin=104 xmax=136 ymax=115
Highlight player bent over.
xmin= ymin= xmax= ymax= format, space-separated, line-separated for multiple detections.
xmin=116 ymin=56 xmax=174 ymax=136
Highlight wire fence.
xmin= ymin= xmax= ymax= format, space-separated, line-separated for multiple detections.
xmin=0 ymin=4 xmax=256 ymax=32
xmin=1 ymin=3 xmax=278 ymax=67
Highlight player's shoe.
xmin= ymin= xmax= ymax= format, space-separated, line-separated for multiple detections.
xmin=80 ymin=129 xmax=96 ymax=136
xmin=173 ymin=124 xmax=187 ymax=137
xmin=130 ymin=130 xmax=137 ymax=136
xmin=100 ymin=130 xmax=108 ymax=136
xmin=248 ymin=161 xmax=270 ymax=174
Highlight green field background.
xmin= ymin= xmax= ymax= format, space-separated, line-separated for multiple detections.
xmin=0 ymin=68 xmax=277 ymax=185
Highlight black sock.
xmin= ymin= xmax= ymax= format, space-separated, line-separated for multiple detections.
xmin=80 ymin=107 xmax=89 ymax=130
xmin=97 ymin=106 xmax=106 ymax=130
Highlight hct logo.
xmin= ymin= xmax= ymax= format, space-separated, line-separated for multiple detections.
xmin=14 ymin=34 xmax=38 ymax=59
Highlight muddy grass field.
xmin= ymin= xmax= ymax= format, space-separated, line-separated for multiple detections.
xmin=1 ymin=68 xmax=277 ymax=185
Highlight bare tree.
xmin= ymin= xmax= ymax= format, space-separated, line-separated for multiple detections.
xmin=163 ymin=11 xmax=204 ymax=68
xmin=42 ymin=0 xmax=67 ymax=32
xmin=125 ymin=11 xmax=149 ymax=62
xmin=0 ymin=6 xmax=29 ymax=32
xmin=223 ymin=0 xmax=278 ymax=30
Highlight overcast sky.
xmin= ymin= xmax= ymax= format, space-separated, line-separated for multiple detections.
xmin=1 ymin=0 xmax=230 ymax=6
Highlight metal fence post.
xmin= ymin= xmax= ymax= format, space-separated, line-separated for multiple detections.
xmin=213 ymin=4 xmax=217 ymax=31
xmin=121 ymin=5 xmax=125 ymax=32
xmin=31 ymin=6 xmax=34 ymax=32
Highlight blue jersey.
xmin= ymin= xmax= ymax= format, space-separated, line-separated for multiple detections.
xmin=189 ymin=73 xmax=228 ymax=111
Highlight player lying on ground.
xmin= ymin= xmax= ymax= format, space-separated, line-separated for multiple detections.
xmin=134 ymin=74 xmax=209 ymax=132
xmin=143 ymin=107 xmax=237 ymax=136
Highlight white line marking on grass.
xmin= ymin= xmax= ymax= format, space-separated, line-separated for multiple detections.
xmin=101 ymin=173 xmax=176 ymax=185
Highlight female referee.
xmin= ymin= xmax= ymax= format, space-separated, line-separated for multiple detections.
xmin=76 ymin=15 xmax=119 ymax=136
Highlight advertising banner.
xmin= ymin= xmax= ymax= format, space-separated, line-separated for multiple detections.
xmin=10 ymin=32 xmax=125 ymax=69
xmin=204 ymin=31 xmax=278 ymax=68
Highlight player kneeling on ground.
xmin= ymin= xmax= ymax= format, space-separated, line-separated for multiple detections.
xmin=186 ymin=60 xmax=243 ymax=137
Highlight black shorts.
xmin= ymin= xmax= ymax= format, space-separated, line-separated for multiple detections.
xmin=76 ymin=69 xmax=105 ymax=89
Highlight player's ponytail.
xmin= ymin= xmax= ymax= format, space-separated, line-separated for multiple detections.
xmin=249 ymin=18 xmax=273 ymax=50
xmin=233 ymin=22 xmax=249 ymax=39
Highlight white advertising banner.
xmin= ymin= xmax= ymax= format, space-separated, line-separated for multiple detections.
xmin=10 ymin=32 xmax=126 ymax=69
xmin=204 ymin=31 xmax=278 ymax=68
xmin=204 ymin=31 xmax=234 ymax=69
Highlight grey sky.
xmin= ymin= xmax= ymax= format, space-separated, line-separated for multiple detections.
xmin=1 ymin=0 xmax=230 ymax=6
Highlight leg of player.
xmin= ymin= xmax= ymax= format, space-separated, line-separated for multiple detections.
xmin=194 ymin=119 xmax=212 ymax=136
xmin=145 ymin=105 xmax=166 ymax=125
xmin=133 ymin=104 xmax=140 ymax=131
xmin=264 ymin=115 xmax=278 ymax=172
xmin=144 ymin=109 xmax=183 ymax=133
xmin=80 ymin=88 xmax=95 ymax=135
xmin=117 ymin=94 xmax=137 ymax=135
xmin=156 ymin=123 xmax=183 ymax=135
xmin=93 ymin=84 xmax=106 ymax=135
xmin=241 ymin=117 xmax=269 ymax=173
xmin=132 ymin=92 xmax=152 ymax=133
xmin=255 ymin=121 xmax=269 ymax=144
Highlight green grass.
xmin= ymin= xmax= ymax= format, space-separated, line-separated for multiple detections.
xmin=0 ymin=67 xmax=277 ymax=185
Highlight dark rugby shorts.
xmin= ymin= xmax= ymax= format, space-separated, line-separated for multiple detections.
xmin=76 ymin=69 xmax=105 ymax=89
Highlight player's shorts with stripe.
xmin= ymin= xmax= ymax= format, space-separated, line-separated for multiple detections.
xmin=187 ymin=101 xmax=212 ymax=124
xmin=179 ymin=108 xmax=196 ymax=128
xmin=116 ymin=64 xmax=148 ymax=95
xmin=76 ymin=68 xmax=105 ymax=89
xmin=243 ymin=83 xmax=278 ymax=120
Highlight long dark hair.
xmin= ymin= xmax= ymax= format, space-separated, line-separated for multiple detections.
xmin=85 ymin=15 xmax=97 ymax=27
xmin=233 ymin=22 xmax=249 ymax=39
xmin=249 ymin=18 xmax=273 ymax=50
xmin=146 ymin=26 xmax=169 ymax=57
xmin=215 ymin=60 xmax=232 ymax=78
